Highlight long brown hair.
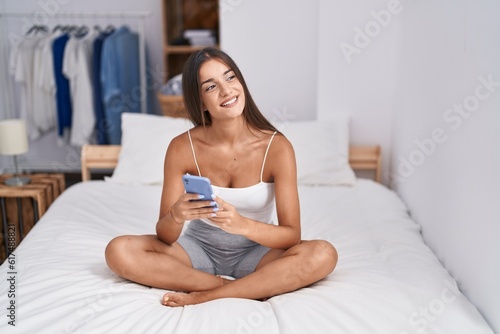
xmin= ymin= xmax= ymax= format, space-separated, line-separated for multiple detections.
xmin=182 ymin=47 xmax=279 ymax=133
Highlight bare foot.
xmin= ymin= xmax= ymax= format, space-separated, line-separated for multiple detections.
xmin=161 ymin=276 xmax=236 ymax=307
xmin=162 ymin=291 xmax=207 ymax=307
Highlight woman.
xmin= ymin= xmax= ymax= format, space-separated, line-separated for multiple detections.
xmin=105 ymin=47 xmax=338 ymax=307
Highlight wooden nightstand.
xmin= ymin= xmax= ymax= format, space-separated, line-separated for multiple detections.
xmin=0 ymin=173 xmax=65 ymax=262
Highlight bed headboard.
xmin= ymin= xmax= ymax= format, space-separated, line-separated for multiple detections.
xmin=81 ymin=145 xmax=381 ymax=183
xmin=81 ymin=145 xmax=121 ymax=182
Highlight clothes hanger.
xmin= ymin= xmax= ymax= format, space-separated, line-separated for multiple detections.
xmin=104 ymin=25 xmax=115 ymax=34
xmin=25 ymin=25 xmax=48 ymax=36
xmin=75 ymin=25 xmax=89 ymax=38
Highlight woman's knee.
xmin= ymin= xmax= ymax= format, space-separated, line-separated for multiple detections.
xmin=321 ymin=240 xmax=338 ymax=271
xmin=105 ymin=235 xmax=136 ymax=274
xmin=302 ymin=240 xmax=338 ymax=276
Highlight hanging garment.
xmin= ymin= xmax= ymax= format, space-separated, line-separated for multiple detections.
xmin=62 ymin=30 xmax=98 ymax=146
xmin=92 ymin=28 xmax=114 ymax=145
xmin=39 ymin=31 xmax=63 ymax=133
xmin=52 ymin=34 xmax=72 ymax=143
xmin=100 ymin=25 xmax=141 ymax=145
xmin=9 ymin=34 xmax=47 ymax=140
xmin=32 ymin=34 xmax=57 ymax=135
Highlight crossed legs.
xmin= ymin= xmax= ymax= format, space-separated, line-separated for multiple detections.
xmin=105 ymin=235 xmax=338 ymax=307
xmin=105 ymin=235 xmax=223 ymax=292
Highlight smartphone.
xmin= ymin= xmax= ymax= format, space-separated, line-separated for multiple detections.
xmin=182 ymin=174 xmax=216 ymax=207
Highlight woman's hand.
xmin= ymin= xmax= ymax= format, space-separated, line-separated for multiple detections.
xmin=208 ymin=196 xmax=249 ymax=235
xmin=170 ymin=193 xmax=219 ymax=223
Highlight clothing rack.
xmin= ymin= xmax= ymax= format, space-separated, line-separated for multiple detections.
xmin=0 ymin=10 xmax=151 ymax=114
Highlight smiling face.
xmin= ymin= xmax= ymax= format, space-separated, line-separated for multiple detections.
xmin=198 ymin=59 xmax=246 ymax=121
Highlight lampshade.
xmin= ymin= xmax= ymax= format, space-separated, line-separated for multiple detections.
xmin=0 ymin=119 xmax=29 ymax=155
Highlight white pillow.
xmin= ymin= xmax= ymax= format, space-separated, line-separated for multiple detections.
xmin=274 ymin=117 xmax=356 ymax=186
xmin=106 ymin=113 xmax=192 ymax=185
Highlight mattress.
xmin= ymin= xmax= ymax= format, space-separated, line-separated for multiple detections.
xmin=0 ymin=179 xmax=493 ymax=333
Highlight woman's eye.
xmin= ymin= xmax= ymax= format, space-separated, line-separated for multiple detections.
xmin=227 ymin=75 xmax=236 ymax=81
xmin=205 ymin=84 xmax=216 ymax=91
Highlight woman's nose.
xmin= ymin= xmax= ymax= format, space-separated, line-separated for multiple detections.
xmin=220 ymin=82 xmax=232 ymax=96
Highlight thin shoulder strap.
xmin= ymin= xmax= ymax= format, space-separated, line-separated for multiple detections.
xmin=260 ymin=131 xmax=278 ymax=182
xmin=187 ymin=129 xmax=202 ymax=176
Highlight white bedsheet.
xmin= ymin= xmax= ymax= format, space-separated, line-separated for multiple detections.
xmin=0 ymin=179 xmax=493 ymax=333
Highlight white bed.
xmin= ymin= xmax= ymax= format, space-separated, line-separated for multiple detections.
xmin=0 ymin=114 xmax=493 ymax=333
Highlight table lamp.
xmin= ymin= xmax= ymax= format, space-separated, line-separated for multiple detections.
xmin=0 ymin=119 xmax=31 ymax=186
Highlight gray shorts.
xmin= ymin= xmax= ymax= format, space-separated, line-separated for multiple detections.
xmin=177 ymin=220 xmax=270 ymax=279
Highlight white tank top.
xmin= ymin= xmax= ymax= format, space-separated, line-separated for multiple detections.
xmin=188 ymin=129 xmax=277 ymax=225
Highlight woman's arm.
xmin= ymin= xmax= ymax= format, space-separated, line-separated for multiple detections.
xmin=209 ymin=135 xmax=301 ymax=249
xmin=156 ymin=134 xmax=219 ymax=245
xmin=156 ymin=135 xmax=187 ymax=244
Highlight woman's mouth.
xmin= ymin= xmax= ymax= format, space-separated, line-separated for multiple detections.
xmin=220 ymin=96 xmax=238 ymax=107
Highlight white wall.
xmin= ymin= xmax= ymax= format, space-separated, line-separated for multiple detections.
xmin=389 ymin=0 xmax=500 ymax=331
xmin=220 ymin=0 xmax=319 ymax=123
xmin=316 ymin=0 xmax=399 ymax=184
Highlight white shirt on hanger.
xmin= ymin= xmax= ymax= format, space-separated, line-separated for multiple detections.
xmin=62 ymin=30 xmax=98 ymax=146
xmin=39 ymin=30 xmax=64 ymax=145
xmin=9 ymin=34 xmax=47 ymax=140
xmin=33 ymin=34 xmax=57 ymax=135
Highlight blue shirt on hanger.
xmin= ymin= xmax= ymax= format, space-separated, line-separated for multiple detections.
xmin=100 ymin=26 xmax=141 ymax=145
xmin=92 ymin=28 xmax=115 ymax=145
xmin=52 ymin=33 xmax=72 ymax=139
